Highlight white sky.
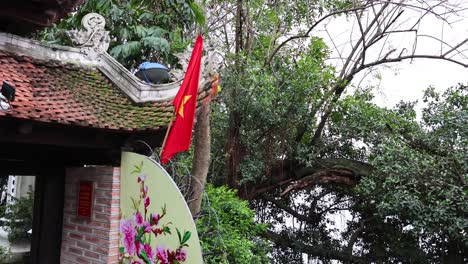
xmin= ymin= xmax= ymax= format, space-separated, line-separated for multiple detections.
xmin=316 ymin=1 xmax=468 ymax=109
xmin=370 ymin=59 xmax=468 ymax=108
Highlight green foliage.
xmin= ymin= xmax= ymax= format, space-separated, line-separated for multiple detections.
xmin=207 ymin=0 xmax=467 ymax=261
xmin=39 ymin=0 xmax=205 ymax=68
xmin=210 ymin=0 xmax=467 ymax=261
xmin=0 ymin=246 xmax=8 ymax=263
xmin=332 ymin=85 xmax=467 ymax=261
xmin=359 ymin=87 xmax=466 ymax=238
xmin=211 ymin=36 xmax=337 ymax=185
xmin=0 ymin=190 xmax=34 ymax=243
xmin=197 ymin=185 xmax=269 ymax=264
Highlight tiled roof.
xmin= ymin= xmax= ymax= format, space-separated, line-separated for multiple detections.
xmin=0 ymin=51 xmax=211 ymax=132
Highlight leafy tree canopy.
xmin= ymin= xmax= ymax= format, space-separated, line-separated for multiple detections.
xmin=205 ymin=0 xmax=467 ymax=262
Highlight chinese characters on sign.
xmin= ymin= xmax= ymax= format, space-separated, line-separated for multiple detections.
xmin=77 ymin=181 xmax=93 ymax=218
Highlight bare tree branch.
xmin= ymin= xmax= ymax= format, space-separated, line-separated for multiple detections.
xmin=443 ymin=38 xmax=468 ymax=56
xmin=356 ymin=54 xmax=468 ymax=74
xmin=262 ymin=194 xmax=322 ymax=224
xmin=267 ymin=3 xmax=374 ymax=66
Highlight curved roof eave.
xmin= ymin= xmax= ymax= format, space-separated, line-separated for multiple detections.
xmin=0 ymin=32 xmax=183 ymax=103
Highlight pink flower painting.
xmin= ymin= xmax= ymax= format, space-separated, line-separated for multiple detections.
xmin=156 ymin=246 xmax=168 ymax=264
xmin=144 ymin=196 xmax=150 ymax=208
xmin=121 ymin=219 xmax=137 ymax=256
xmin=175 ymin=249 xmax=187 ymax=262
xmin=134 ymin=212 xmax=144 ymax=226
xmin=119 ymin=162 xmax=191 ymax=264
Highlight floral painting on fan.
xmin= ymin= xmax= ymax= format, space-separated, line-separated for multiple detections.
xmin=119 ymin=152 xmax=203 ymax=264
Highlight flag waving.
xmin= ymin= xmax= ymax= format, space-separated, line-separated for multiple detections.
xmin=161 ymin=35 xmax=203 ymax=164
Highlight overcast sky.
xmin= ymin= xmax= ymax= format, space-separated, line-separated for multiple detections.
xmin=371 ymin=59 xmax=468 ymax=108
xmin=316 ymin=1 xmax=468 ymax=110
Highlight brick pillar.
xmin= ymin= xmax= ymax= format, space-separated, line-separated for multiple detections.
xmin=60 ymin=167 xmax=120 ymax=264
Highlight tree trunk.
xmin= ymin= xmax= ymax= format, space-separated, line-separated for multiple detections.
xmin=188 ymin=103 xmax=211 ymax=216
xmin=225 ymin=0 xmax=245 ymax=192
xmin=225 ymin=111 xmax=242 ymax=190
xmin=235 ymin=0 xmax=244 ymax=54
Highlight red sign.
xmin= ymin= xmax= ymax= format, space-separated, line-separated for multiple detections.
xmin=77 ymin=181 xmax=93 ymax=218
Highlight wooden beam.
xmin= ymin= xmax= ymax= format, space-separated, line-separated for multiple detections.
xmin=0 ymin=0 xmax=85 ymax=34
xmin=0 ymin=119 xmax=165 ymax=168
xmin=0 ymin=142 xmax=122 ymax=168
xmin=0 ymin=119 xmax=165 ymax=150
xmin=0 ymin=5 xmax=58 ymax=27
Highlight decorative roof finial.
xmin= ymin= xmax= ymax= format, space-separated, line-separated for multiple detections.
xmin=67 ymin=13 xmax=110 ymax=59
xmin=170 ymin=37 xmax=222 ymax=82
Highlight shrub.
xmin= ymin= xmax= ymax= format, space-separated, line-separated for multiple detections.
xmin=1 ymin=190 xmax=34 ymax=243
xmin=197 ymin=185 xmax=270 ymax=263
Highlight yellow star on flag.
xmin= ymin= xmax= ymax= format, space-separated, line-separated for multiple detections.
xmin=178 ymin=95 xmax=192 ymax=118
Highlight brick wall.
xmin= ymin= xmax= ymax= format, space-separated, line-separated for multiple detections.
xmin=60 ymin=167 xmax=120 ymax=264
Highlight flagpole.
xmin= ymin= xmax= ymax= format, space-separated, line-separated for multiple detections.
xmin=160 ymin=109 xmax=176 ymax=157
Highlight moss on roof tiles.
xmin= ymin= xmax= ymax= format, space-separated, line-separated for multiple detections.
xmin=0 ymin=51 xmax=187 ymax=132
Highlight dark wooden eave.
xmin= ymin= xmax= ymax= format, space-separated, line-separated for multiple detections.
xmin=0 ymin=0 xmax=85 ymax=35
xmin=0 ymin=118 xmax=166 ymax=174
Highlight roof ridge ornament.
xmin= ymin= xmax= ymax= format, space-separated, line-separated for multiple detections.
xmin=67 ymin=13 xmax=110 ymax=59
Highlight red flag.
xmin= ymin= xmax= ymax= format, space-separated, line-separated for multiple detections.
xmin=161 ymin=35 xmax=203 ymax=164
